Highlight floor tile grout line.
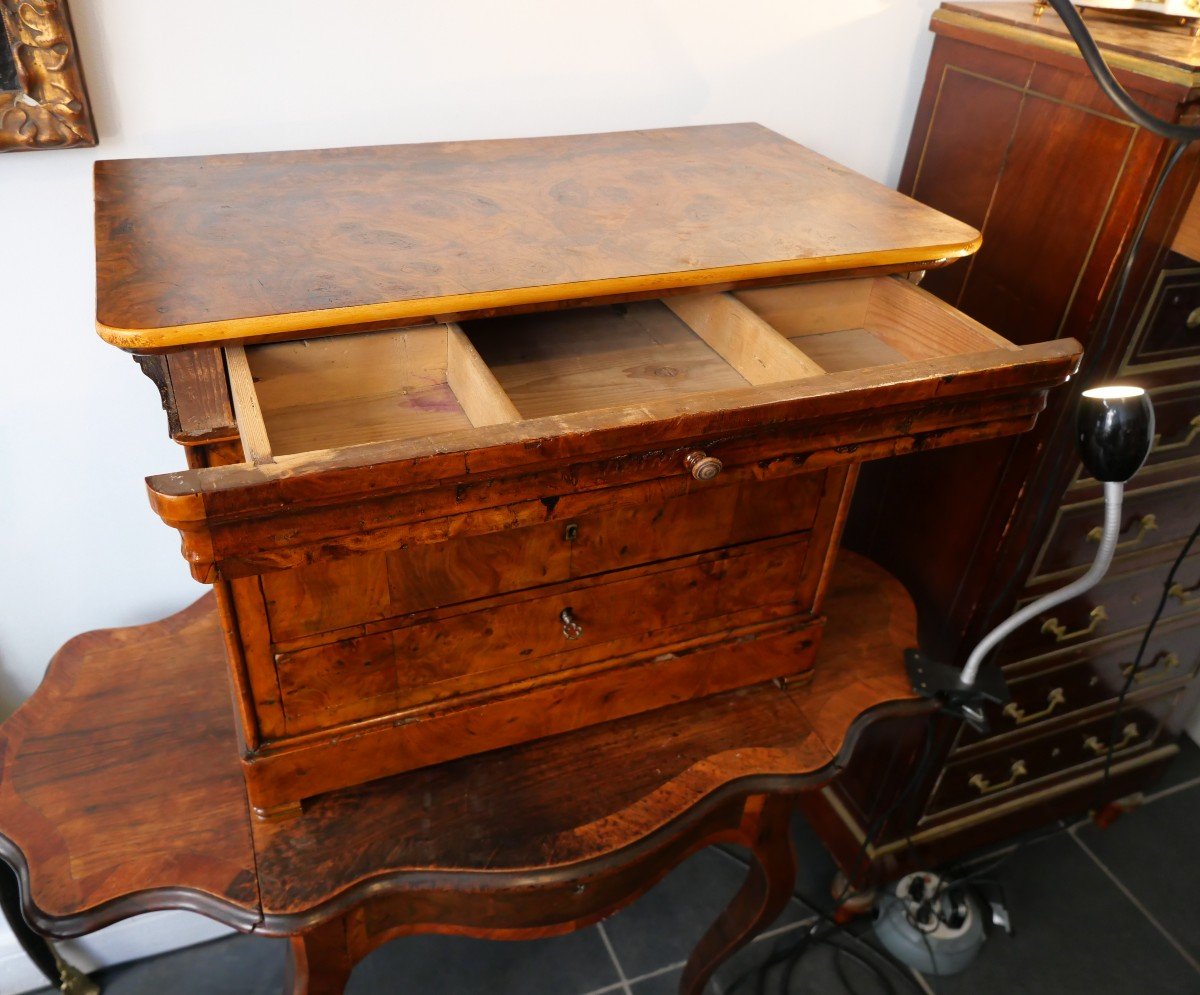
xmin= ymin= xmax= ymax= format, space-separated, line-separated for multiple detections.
xmin=753 ymin=916 xmax=819 ymax=943
xmin=1069 ymin=828 xmax=1200 ymax=975
xmin=577 ymin=984 xmax=628 ymax=995
xmin=595 ymin=922 xmax=636 ymax=995
xmin=1142 ymin=773 xmax=1200 ymax=805
xmin=623 ymin=959 xmax=689 ymax=986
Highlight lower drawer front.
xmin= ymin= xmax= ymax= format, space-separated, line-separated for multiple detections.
xmin=957 ymin=618 xmax=1200 ymax=753
xmin=997 ymin=550 xmax=1200 ymax=665
xmin=275 ymin=535 xmax=811 ymax=735
xmin=926 ymin=692 xmax=1178 ymax=820
xmin=260 ymin=471 xmax=827 ymax=643
xmin=1031 ymin=470 xmax=1200 ymax=582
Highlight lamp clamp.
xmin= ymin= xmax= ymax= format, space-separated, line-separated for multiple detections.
xmin=905 ymin=649 xmax=1010 ymax=734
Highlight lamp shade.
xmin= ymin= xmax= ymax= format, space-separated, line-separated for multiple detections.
xmin=1076 ymin=385 xmax=1155 ymax=483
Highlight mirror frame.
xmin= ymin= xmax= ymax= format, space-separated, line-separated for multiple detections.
xmin=1 ymin=0 xmax=95 ymax=152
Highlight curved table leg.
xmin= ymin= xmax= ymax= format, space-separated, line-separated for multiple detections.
xmin=0 ymin=860 xmax=98 ymax=995
xmin=285 ymin=917 xmax=355 ymax=995
xmin=679 ymin=794 xmax=796 ymax=995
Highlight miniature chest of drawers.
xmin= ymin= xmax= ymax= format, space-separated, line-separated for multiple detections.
xmin=94 ymin=123 xmax=1080 ymax=817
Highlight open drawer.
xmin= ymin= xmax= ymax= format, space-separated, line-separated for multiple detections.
xmin=226 ymin=275 xmax=1019 ymax=460
xmin=148 ymin=275 xmax=1079 ymax=582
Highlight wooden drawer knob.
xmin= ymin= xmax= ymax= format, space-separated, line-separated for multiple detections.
xmin=684 ymin=451 xmax=723 ymax=481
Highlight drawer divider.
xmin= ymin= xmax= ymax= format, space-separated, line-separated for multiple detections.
xmin=225 ymin=344 xmax=275 ymax=465
xmin=446 ymin=323 xmax=522 ymax=427
xmin=665 ymin=292 xmax=826 ymax=383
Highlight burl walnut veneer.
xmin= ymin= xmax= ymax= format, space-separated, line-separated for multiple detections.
xmin=93 ymin=123 xmax=1081 ymax=818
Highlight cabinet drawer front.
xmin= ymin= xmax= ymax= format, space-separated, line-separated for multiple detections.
xmin=958 ymin=620 xmax=1200 ymax=752
xmin=1031 ymin=471 xmax=1200 ymax=582
xmin=275 ymin=535 xmax=811 ymax=735
xmin=261 ymin=472 xmax=826 ymax=643
xmin=997 ymin=551 xmax=1200 ymax=665
xmin=1123 ymin=266 xmax=1200 ymax=372
xmin=926 ymin=692 xmax=1177 ymax=819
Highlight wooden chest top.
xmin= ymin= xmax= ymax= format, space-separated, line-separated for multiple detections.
xmin=935 ymin=3 xmax=1200 ymax=88
xmin=93 ymin=123 xmax=980 ymax=352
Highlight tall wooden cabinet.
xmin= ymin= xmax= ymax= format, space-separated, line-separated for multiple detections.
xmin=810 ymin=3 xmax=1200 ymax=877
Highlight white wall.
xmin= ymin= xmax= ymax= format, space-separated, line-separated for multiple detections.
xmin=0 ymin=0 xmax=955 ymax=989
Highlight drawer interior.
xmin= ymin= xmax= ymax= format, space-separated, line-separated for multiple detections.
xmin=735 ymin=277 xmax=1014 ymax=373
xmin=463 ymin=301 xmax=755 ymax=420
xmin=224 ymin=276 xmax=1019 ymax=461
xmin=227 ymin=323 xmax=520 ymax=460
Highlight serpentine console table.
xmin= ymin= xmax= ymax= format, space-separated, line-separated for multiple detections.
xmin=2 ymin=555 xmax=922 ymax=994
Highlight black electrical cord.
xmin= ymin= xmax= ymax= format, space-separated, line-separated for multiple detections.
xmin=1047 ymin=0 xmax=1200 ymax=143
xmin=717 ymin=717 xmax=940 ymax=995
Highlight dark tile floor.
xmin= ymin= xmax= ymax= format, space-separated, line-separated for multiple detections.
xmin=27 ymin=740 xmax=1200 ymax=995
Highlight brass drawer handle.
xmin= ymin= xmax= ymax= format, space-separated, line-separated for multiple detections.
xmin=1087 ymin=513 xmax=1157 ymax=550
xmin=1187 ymin=306 xmax=1200 ymax=330
xmin=684 ymin=450 xmax=723 ymax=481
xmin=560 ymin=607 xmax=583 ymax=640
xmin=1041 ymin=605 xmax=1108 ymax=643
xmin=968 ymin=760 xmax=1028 ymax=796
xmin=1153 ymin=415 xmax=1200 ymax=454
xmin=1122 ymin=651 xmax=1181 ymax=684
xmin=1003 ymin=687 xmax=1065 ymax=726
xmin=1169 ymin=581 xmax=1200 ymax=606
xmin=1084 ymin=723 xmax=1140 ymax=757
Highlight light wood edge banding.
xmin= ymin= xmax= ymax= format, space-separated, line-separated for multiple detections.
xmin=95 ymin=241 xmax=983 ymax=353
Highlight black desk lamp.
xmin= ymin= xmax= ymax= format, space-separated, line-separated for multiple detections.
xmin=911 ymin=386 xmax=1155 ymax=727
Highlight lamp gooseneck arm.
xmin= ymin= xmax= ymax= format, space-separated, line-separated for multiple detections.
xmin=959 ymin=480 xmax=1125 ymax=687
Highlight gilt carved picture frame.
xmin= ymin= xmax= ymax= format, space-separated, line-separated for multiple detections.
xmin=0 ymin=0 xmax=95 ymax=152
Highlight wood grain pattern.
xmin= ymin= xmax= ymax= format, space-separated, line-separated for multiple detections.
xmin=0 ymin=553 xmax=917 ymax=941
xmin=0 ymin=597 xmax=259 ymax=934
xmin=273 ymin=537 xmax=812 ymax=736
xmin=665 ymin=293 xmax=826 ymax=382
xmin=94 ymin=124 xmax=981 ymax=350
xmin=464 ymin=301 xmax=752 ymax=419
xmin=1172 ymin=186 xmax=1200 ymax=260
xmin=259 ymin=472 xmax=825 ymax=644
xmin=224 ymin=346 xmax=273 ymax=465
xmin=445 ymin=323 xmax=523 ymax=426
